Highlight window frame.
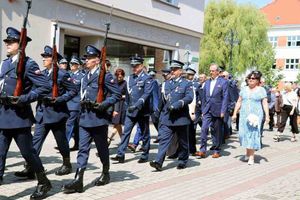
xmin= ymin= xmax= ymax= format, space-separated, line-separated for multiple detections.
xmin=285 ymin=58 xmax=300 ymax=70
xmin=287 ymin=35 xmax=300 ymax=47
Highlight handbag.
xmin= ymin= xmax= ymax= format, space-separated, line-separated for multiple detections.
xmin=246 ymin=87 xmax=260 ymax=128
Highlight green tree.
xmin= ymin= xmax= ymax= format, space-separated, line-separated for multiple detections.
xmin=200 ymin=0 xmax=276 ymax=82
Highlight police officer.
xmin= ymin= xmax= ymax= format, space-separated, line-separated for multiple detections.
xmin=111 ymin=55 xmax=153 ymax=163
xmin=15 ymin=45 xmax=78 ymax=178
xmin=153 ymin=67 xmax=171 ymax=144
xmin=66 ymin=56 xmax=85 ymax=151
xmin=62 ymin=45 xmax=121 ymax=193
xmin=0 ymin=27 xmax=52 ymax=199
xmin=150 ymin=60 xmax=193 ymax=171
xmin=59 ymin=57 xmax=68 ymax=70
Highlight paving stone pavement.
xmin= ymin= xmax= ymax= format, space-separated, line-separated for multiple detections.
xmin=0 ymin=124 xmax=300 ymax=200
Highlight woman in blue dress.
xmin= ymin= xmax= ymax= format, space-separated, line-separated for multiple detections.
xmin=232 ymin=71 xmax=269 ymax=165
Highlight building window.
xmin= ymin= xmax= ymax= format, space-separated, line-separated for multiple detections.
xmin=272 ymin=60 xmax=276 ymax=69
xmin=64 ymin=35 xmax=80 ymax=60
xmin=158 ymin=0 xmax=179 ymax=6
xmin=285 ymin=59 xmax=299 ymax=70
xmin=269 ymin=36 xmax=277 ymax=47
xmin=287 ymin=36 xmax=300 ymax=47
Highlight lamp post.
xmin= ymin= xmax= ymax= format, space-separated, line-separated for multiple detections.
xmin=225 ymin=29 xmax=239 ymax=73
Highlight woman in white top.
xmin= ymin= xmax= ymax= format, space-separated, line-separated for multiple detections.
xmin=275 ymin=83 xmax=298 ymax=142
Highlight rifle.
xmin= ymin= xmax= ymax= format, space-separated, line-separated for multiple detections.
xmin=52 ymin=24 xmax=59 ymax=98
xmin=13 ymin=0 xmax=32 ymax=97
xmin=96 ymin=6 xmax=113 ymax=103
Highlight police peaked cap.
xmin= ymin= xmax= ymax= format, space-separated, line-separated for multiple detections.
xmin=148 ymin=70 xmax=157 ymax=76
xmin=84 ymin=45 xmax=101 ymax=57
xmin=170 ymin=60 xmax=184 ymax=69
xmin=161 ymin=67 xmax=171 ymax=74
xmin=130 ymin=54 xmax=144 ymax=66
xmin=3 ymin=27 xmax=32 ymax=43
xmin=41 ymin=45 xmax=63 ymax=61
xmin=59 ymin=58 xmax=68 ymax=64
xmin=185 ymin=67 xmax=196 ymax=75
xmin=70 ymin=56 xmax=81 ymax=65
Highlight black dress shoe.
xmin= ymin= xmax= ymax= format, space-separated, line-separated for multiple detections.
xmin=137 ymin=158 xmax=148 ymax=163
xmin=177 ymin=163 xmax=186 ymax=170
xmin=55 ymin=158 xmax=72 ymax=176
xmin=30 ymin=171 xmax=52 ymax=200
xmin=149 ymin=161 xmax=162 ymax=171
xmin=62 ymin=168 xmax=84 ymax=194
xmin=14 ymin=163 xmax=35 ymax=180
xmin=95 ymin=173 xmax=110 ymax=186
xmin=111 ymin=155 xmax=125 ymax=163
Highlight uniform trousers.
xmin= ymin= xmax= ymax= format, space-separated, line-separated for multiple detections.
xmin=0 ymin=128 xmax=44 ymax=177
xmin=77 ymin=125 xmax=109 ymax=168
xmin=188 ymin=122 xmax=197 ymax=154
xmin=200 ymin=112 xmax=223 ymax=154
xmin=33 ymin=120 xmax=70 ymax=158
xmin=117 ymin=115 xmax=150 ymax=160
xmin=66 ymin=111 xmax=80 ymax=142
xmin=155 ymin=124 xmax=189 ymax=165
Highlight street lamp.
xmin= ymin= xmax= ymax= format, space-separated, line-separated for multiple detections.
xmin=225 ymin=29 xmax=239 ymax=73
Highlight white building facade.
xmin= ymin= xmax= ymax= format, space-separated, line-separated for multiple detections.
xmin=0 ymin=0 xmax=204 ymax=78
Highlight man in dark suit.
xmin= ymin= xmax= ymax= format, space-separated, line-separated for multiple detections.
xmin=150 ymin=60 xmax=193 ymax=171
xmin=15 ymin=45 xmax=78 ymax=179
xmin=195 ymin=63 xmax=229 ymax=158
xmin=111 ymin=55 xmax=153 ymax=163
xmin=66 ymin=56 xmax=85 ymax=151
xmin=62 ymin=45 xmax=121 ymax=193
xmin=195 ymin=73 xmax=207 ymax=128
xmin=0 ymin=27 xmax=52 ymax=199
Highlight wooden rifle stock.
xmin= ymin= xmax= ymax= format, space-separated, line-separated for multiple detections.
xmin=13 ymin=0 xmax=32 ymax=97
xmin=96 ymin=6 xmax=113 ymax=103
xmin=52 ymin=24 xmax=59 ymax=98
xmin=96 ymin=47 xmax=106 ymax=103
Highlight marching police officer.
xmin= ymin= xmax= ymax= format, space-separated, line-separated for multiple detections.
xmin=66 ymin=56 xmax=85 ymax=151
xmin=15 ymin=45 xmax=78 ymax=179
xmin=59 ymin=57 xmax=68 ymax=70
xmin=150 ymin=60 xmax=193 ymax=171
xmin=111 ymin=55 xmax=153 ymax=163
xmin=62 ymin=45 xmax=121 ymax=193
xmin=0 ymin=27 xmax=52 ymax=199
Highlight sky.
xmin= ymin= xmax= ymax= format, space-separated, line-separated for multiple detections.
xmin=205 ymin=0 xmax=273 ymax=8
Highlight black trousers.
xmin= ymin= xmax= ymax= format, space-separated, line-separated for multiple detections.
xmin=277 ymin=105 xmax=299 ymax=134
xmin=0 ymin=128 xmax=44 ymax=177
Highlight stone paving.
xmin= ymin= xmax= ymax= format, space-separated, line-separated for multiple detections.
xmin=0 ymin=124 xmax=300 ymax=200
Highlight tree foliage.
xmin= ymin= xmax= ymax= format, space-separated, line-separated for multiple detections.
xmin=199 ymin=0 xmax=277 ymax=84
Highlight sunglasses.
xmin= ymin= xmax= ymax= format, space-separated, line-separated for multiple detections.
xmin=249 ymin=77 xmax=258 ymax=80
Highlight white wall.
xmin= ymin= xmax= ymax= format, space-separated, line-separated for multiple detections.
xmin=90 ymin=0 xmax=204 ymax=34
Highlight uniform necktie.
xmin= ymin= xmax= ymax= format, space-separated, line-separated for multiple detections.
xmin=44 ymin=69 xmax=49 ymax=76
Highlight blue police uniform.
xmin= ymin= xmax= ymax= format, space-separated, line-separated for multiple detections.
xmin=131 ymin=73 xmax=159 ymax=149
xmin=23 ymin=46 xmax=78 ymax=176
xmin=66 ymin=56 xmax=85 ymax=150
xmin=62 ymin=45 xmax=121 ymax=193
xmin=0 ymin=27 xmax=52 ymax=198
xmin=112 ymin=55 xmax=153 ymax=163
xmin=150 ymin=60 xmax=193 ymax=171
